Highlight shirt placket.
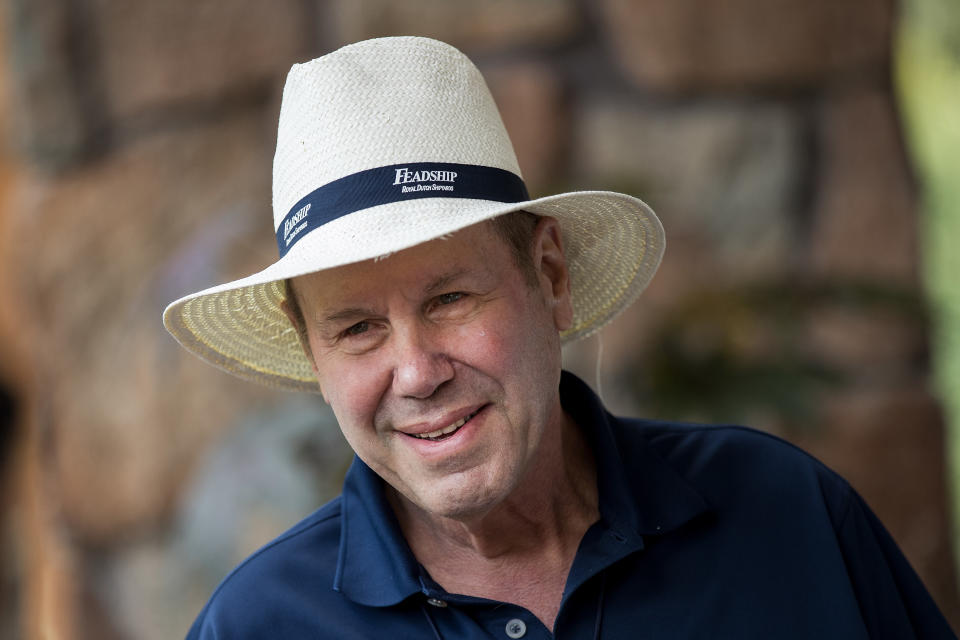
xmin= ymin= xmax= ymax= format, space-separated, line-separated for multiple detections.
xmin=419 ymin=585 xmax=554 ymax=639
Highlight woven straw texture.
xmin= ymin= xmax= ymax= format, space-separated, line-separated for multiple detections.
xmin=163 ymin=37 xmax=665 ymax=391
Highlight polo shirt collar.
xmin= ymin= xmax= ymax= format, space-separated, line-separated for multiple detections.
xmin=333 ymin=371 xmax=710 ymax=607
xmin=560 ymin=371 xmax=710 ymax=539
xmin=333 ymin=457 xmax=423 ymax=606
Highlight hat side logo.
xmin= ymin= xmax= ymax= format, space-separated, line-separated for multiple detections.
xmin=283 ymin=203 xmax=312 ymax=247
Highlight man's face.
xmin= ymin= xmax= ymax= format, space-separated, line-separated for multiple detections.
xmin=288 ymin=218 xmax=573 ymax=520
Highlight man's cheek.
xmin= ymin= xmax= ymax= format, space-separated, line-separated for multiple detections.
xmin=322 ymin=370 xmax=383 ymax=426
xmin=453 ymin=321 xmax=508 ymax=364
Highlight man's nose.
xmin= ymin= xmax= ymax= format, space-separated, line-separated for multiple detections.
xmin=391 ymin=326 xmax=454 ymax=399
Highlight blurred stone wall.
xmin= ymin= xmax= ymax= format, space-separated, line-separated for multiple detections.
xmin=0 ymin=0 xmax=955 ymax=638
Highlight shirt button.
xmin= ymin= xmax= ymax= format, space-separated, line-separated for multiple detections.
xmin=426 ymin=597 xmax=448 ymax=608
xmin=505 ymin=618 xmax=526 ymax=638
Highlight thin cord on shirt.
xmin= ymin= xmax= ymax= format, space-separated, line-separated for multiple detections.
xmin=421 ymin=603 xmax=443 ymax=640
xmin=595 ymin=332 xmax=605 ymax=403
xmin=593 ymin=570 xmax=607 ymax=640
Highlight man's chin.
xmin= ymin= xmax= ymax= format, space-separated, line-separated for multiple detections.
xmin=401 ymin=477 xmax=515 ymax=523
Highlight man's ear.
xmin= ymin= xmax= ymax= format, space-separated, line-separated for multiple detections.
xmin=531 ymin=217 xmax=574 ymax=332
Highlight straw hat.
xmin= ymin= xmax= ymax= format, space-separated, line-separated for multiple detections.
xmin=162 ymin=36 xmax=664 ymax=392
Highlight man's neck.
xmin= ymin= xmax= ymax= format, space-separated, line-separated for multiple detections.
xmin=387 ymin=410 xmax=598 ymax=629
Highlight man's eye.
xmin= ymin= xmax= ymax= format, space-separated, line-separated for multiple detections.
xmin=437 ymin=292 xmax=464 ymax=305
xmin=344 ymin=321 xmax=369 ymax=337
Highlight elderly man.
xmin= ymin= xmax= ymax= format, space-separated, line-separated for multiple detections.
xmin=164 ymin=37 xmax=955 ymax=639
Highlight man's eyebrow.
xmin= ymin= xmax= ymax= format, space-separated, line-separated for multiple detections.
xmin=424 ymin=268 xmax=470 ymax=295
xmin=313 ymin=307 xmax=376 ymax=331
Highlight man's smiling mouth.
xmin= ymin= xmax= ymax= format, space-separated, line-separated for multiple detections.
xmin=410 ymin=408 xmax=482 ymax=441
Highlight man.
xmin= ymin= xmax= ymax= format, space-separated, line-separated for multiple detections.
xmin=164 ymin=37 xmax=955 ymax=638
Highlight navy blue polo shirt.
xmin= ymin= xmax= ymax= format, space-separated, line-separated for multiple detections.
xmin=186 ymin=372 xmax=955 ymax=639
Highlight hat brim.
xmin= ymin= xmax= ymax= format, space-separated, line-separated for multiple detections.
xmin=162 ymin=190 xmax=664 ymax=392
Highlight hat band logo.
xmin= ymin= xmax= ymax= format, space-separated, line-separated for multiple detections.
xmin=276 ymin=162 xmax=528 ymax=257
xmin=393 ymin=167 xmax=458 ymax=192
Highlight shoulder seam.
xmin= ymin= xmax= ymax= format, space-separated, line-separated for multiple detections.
xmin=829 ymin=474 xmax=857 ymax=530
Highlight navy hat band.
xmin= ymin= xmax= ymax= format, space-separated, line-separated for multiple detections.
xmin=276 ymin=162 xmax=529 ymax=257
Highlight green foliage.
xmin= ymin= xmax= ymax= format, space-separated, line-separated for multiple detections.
xmin=896 ymin=0 xmax=960 ymax=573
xmin=626 ymin=281 xmax=927 ymax=432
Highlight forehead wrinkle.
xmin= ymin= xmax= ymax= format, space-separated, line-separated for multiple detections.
xmin=310 ymin=268 xmax=467 ymax=330
xmin=304 ymin=231 xmax=499 ymax=332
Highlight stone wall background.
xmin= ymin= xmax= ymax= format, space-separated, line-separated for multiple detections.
xmin=0 ymin=0 xmax=955 ymax=637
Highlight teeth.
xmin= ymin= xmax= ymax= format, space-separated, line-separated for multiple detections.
xmin=412 ymin=410 xmax=478 ymax=440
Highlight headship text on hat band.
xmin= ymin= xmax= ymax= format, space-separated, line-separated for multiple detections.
xmin=277 ymin=162 xmax=529 ymax=257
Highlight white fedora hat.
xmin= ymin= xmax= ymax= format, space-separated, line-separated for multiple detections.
xmin=163 ymin=36 xmax=664 ymax=392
